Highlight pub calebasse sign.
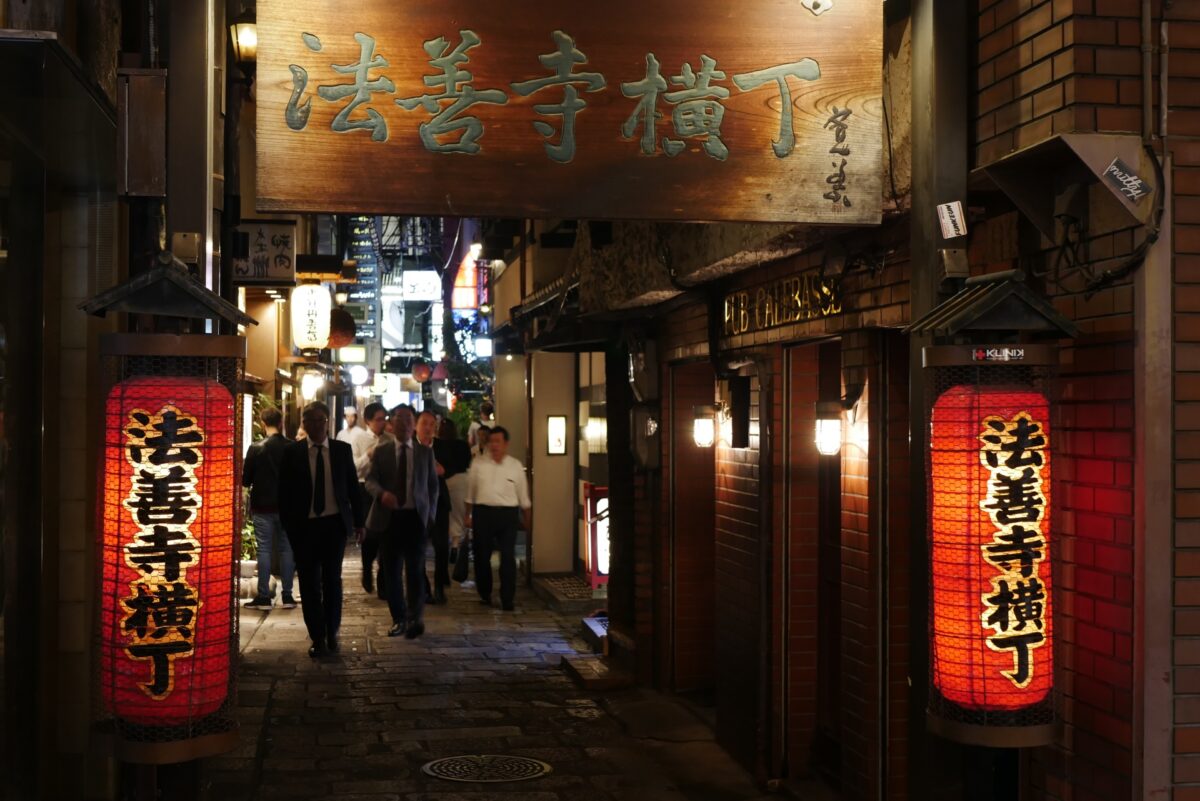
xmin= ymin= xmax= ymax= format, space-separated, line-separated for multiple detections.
xmin=257 ymin=0 xmax=882 ymax=224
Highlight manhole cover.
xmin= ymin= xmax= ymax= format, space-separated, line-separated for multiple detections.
xmin=422 ymin=754 xmax=553 ymax=783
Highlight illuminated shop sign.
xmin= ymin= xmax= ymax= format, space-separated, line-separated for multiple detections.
xmin=930 ymin=386 xmax=1053 ymax=714
xmin=101 ymin=377 xmax=235 ymax=725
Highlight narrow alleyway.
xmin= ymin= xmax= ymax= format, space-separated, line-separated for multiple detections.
xmin=199 ymin=550 xmax=772 ymax=801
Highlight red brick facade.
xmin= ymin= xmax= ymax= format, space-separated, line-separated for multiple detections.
xmin=602 ymin=3 xmax=1192 ymax=799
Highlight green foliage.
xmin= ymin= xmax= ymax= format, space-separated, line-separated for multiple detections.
xmin=448 ymin=399 xmax=480 ymax=440
xmin=251 ymin=392 xmax=275 ymax=442
xmin=240 ymin=518 xmax=257 ymax=561
xmin=240 ymin=392 xmax=275 ymax=562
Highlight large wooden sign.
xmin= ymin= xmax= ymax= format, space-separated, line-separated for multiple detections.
xmin=257 ymin=0 xmax=882 ymax=224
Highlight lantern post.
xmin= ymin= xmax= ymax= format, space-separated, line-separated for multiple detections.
xmin=907 ymin=271 xmax=1078 ymax=748
xmin=80 ymin=252 xmax=257 ymax=765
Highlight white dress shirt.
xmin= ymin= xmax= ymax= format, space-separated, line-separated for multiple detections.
xmin=307 ymin=437 xmax=339 ymax=518
xmin=468 ymin=455 xmax=531 ymax=509
xmin=339 ymin=425 xmax=377 ymax=481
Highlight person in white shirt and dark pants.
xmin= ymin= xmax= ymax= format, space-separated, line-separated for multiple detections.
xmin=465 ymin=426 xmax=531 ymax=611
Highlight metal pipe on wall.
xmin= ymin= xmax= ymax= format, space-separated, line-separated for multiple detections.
xmin=1135 ymin=2 xmax=1172 ymax=798
xmin=1141 ymin=0 xmax=1154 ymax=145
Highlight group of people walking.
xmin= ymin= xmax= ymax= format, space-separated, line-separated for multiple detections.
xmin=242 ymin=400 xmax=531 ymax=658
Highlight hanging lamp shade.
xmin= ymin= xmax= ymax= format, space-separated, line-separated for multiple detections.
xmin=290 ymin=285 xmax=331 ymax=351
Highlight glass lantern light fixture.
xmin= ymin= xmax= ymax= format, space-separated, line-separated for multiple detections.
xmin=814 ymin=401 xmax=844 ymax=456
xmin=814 ymin=385 xmax=863 ymax=457
xmin=229 ymin=11 xmax=258 ymax=68
xmin=693 ymin=404 xmax=718 ymax=448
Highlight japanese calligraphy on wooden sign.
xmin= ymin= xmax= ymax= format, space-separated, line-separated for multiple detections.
xmin=256 ymin=0 xmax=883 ymax=224
xmin=101 ymin=377 xmax=236 ymax=725
xmin=232 ymin=220 xmax=297 ymax=285
xmin=929 ymin=386 xmax=1054 ymax=714
xmin=722 ymin=271 xmax=842 ymax=337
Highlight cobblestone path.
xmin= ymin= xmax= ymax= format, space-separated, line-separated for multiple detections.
xmin=200 ymin=548 xmax=771 ymax=801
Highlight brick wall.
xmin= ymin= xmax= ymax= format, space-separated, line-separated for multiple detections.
xmin=785 ymin=345 xmax=821 ymax=775
xmin=884 ymin=333 xmax=912 ymax=800
xmin=971 ymin=1 xmax=1182 ymax=795
xmin=652 ymin=232 xmax=913 ymax=797
xmin=668 ymin=361 xmax=718 ymax=692
xmin=713 ymin=367 xmax=769 ymax=768
xmin=976 ymin=0 xmax=1165 ymax=166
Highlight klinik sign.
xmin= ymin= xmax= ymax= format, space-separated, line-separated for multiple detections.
xmin=256 ymin=0 xmax=883 ymax=224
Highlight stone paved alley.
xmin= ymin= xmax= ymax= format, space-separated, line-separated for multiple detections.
xmin=198 ymin=551 xmax=779 ymax=801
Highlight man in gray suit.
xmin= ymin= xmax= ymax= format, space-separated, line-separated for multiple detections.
xmin=366 ymin=405 xmax=440 ymax=639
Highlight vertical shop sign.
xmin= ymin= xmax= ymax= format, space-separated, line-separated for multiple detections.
xmin=347 ymin=216 xmax=380 ymax=341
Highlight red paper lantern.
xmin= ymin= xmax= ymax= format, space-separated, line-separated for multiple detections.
xmin=100 ymin=376 xmax=236 ymax=725
xmin=930 ymin=385 xmax=1053 ymax=712
xmin=411 ymin=360 xmax=432 ymax=383
xmin=327 ymin=308 xmax=357 ymax=350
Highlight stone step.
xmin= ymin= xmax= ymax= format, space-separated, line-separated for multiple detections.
xmin=581 ymin=614 xmax=608 ymax=654
xmin=561 ymin=655 xmax=634 ymax=691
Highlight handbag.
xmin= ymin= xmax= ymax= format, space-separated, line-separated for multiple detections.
xmin=452 ymin=533 xmax=471 ymax=583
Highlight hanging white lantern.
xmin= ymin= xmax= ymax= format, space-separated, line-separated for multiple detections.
xmin=291 ymin=284 xmax=332 ymax=351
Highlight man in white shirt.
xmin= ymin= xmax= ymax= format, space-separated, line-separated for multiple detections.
xmin=338 ymin=405 xmax=376 ymax=465
xmin=352 ymin=402 xmax=389 ymax=596
xmin=467 ymin=401 xmax=495 ymax=450
xmin=465 ymin=426 xmax=530 ymax=611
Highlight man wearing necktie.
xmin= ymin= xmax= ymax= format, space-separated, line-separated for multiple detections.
xmin=277 ymin=401 xmax=365 ymax=657
xmin=365 ymin=406 xmax=440 ymax=639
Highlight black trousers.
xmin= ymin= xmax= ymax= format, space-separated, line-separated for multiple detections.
xmin=358 ymin=483 xmax=386 ymax=595
xmin=379 ymin=509 xmax=429 ymax=625
xmin=431 ymin=498 xmax=451 ymax=591
xmin=288 ymin=515 xmax=347 ymax=647
xmin=473 ymin=505 xmax=519 ymax=606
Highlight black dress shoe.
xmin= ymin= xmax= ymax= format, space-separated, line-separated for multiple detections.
xmin=434 ymin=589 xmax=448 ymax=605
xmin=388 ymin=622 xmax=406 ymax=637
xmin=308 ymin=644 xmax=327 ymax=658
xmin=327 ymin=636 xmax=339 ymax=653
xmin=362 ymin=570 xmax=374 ymax=594
xmin=404 ymin=622 xmax=425 ymax=639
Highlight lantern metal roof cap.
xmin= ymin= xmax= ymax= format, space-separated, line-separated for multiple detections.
xmin=905 ymin=271 xmax=1078 ymax=340
xmin=79 ymin=250 xmax=258 ymax=326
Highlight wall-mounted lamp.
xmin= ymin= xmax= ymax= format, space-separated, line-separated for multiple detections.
xmin=547 ymin=415 xmax=568 ymax=455
xmin=814 ymin=385 xmax=863 ymax=457
xmin=693 ymin=404 xmax=718 ymax=448
xmin=814 ymin=401 xmax=845 ymax=456
xmin=230 ymin=12 xmax=258 ymax=69
xmin=300 ymin=371 xmax=325 ymax=401
xmin=334 ymin=290 xmax=350 ymax=306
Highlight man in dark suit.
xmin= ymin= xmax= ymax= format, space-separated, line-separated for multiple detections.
xmin=278 ymin=401 xmax=365 ymax=657
xmin=365 ymin=406 xmax=439 ymax=639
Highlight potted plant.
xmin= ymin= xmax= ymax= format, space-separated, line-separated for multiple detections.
xmin=239 ymin=518 xmax=257 ymax=578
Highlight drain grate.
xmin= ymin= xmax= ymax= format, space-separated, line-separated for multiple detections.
xmin=422 ymin=754 xmax=553 ymax=783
